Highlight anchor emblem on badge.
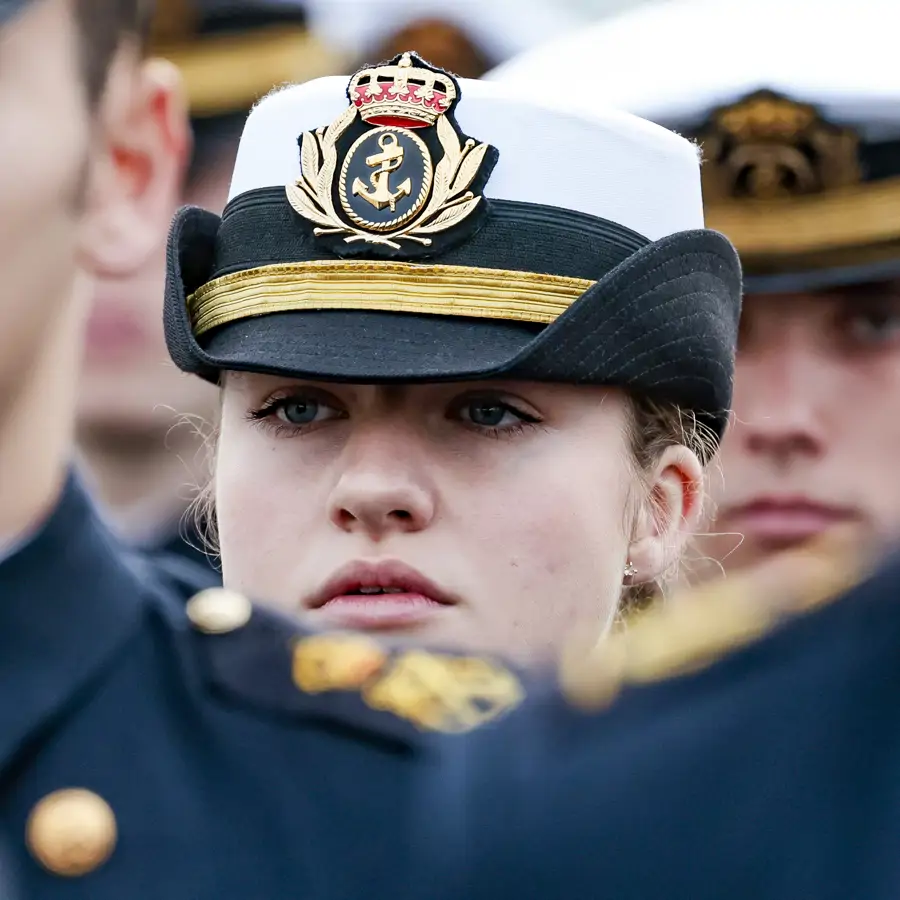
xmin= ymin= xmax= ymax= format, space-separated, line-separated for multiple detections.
xmin=352 ymin=132 xmax=412 ymax=212
xmin=286 ymin=51 xmax=498 ymax=256
xmin=340 ymin=125 xmax=432 ymax=229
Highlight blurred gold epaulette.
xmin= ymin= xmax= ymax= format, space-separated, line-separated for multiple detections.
xmin=292 ymin=633 xmax=525 ymax=734
xmin=560 ymin=534 xmax=870 ymax=712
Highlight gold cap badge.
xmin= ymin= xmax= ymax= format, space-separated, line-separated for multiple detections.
xmin=286 ymin=52 xmax=498 ymax=257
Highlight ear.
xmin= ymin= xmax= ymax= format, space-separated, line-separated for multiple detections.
xmin=77 ymin=53 xmax=190 ymax=277
xmin=626 ymin=444 xmax=705 ymax=583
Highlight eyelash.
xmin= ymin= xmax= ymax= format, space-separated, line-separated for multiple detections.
xmin=246 ymin=392 xmax=543 ymax=439
xmin=245 ymin=394 xmax=345 ymax=439
xmin=451 ymin=395 xmax=542 ymax=439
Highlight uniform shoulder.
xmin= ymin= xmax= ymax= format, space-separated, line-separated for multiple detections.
xmin=181 ymin=587 xmax=527 ymax=741
xmin=560 ymin=537 xmax=883 ymax=712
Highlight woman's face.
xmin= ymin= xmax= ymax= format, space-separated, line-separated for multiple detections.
xmin=215 ymin=376 xmax=641 ymax=664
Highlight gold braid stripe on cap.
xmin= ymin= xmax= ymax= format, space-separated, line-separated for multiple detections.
xmin=705 ymin=175 xmax=900 ymax=264
xmin=187 ymin=261 xmax=596 ymax=337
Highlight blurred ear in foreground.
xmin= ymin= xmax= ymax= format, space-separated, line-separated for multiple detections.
xmin=78 ymin=57 xmax=189 ymax=278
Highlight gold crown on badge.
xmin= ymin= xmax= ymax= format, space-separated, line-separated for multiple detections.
xmin=286 ymin=52 xmax=498 ymax=256
xmin=349 ymin=53 xmax=459 ymax=128
xmin=696 ymin=90 xmax=862 ymax=202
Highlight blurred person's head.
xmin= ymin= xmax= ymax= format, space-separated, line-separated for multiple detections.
xmin=490 ymin=0 xmax=900 ymax=579
xmin=0 ymin=0 xmax=182 ymax=413
xmin=306 ymin=0 xmax=577 ymax=81
xmin=368 ymin=18 xmax=492 ymax=78
xmin=76 ymin=0 xmax=342 ymax=529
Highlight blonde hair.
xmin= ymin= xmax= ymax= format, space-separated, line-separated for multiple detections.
xmin=619 ymin=394 xmax=719 ymax=618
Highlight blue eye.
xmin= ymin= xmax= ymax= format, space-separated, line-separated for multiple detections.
xmin=248 ymin=391 xmax=345 ymax=434
xmin=276 ymin=399 xmax=320 ymax=425
xmin=453 ymin=394 xmax=541 ymax=433
xmin=466 ymin=400 xmax=509 ymax=427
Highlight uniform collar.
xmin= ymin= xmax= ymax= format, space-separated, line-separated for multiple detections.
xmin=0 ymin=474 xmax=145 ymax=768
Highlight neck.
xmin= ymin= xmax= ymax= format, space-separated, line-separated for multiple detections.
xmin=76 ymin=421 xmax=208 ymax=544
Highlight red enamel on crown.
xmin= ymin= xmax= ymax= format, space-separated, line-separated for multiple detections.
xmin=349 ymin=52 xmax=457 ymax=129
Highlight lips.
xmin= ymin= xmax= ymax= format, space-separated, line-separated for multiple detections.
xmin=722 ymin=497 xmax=859 ymax=546
xmin=84 ymin=308 xmax=148 ymax=360
xmin=304 ymin=560 xmax=456 ymax=631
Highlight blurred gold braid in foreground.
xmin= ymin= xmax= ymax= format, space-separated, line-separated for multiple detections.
xmin=560 ymin=530 xmax=872 ymax=711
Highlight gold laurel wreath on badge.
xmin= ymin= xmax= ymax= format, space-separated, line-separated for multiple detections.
xmin=286 ymin=107 xmax=490 ymax=250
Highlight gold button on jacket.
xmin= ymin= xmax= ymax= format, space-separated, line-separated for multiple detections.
xmin=26 ymin=789 xmax=117 ymax=877
xmin=186 ymin=588 xmax=252 ymax=634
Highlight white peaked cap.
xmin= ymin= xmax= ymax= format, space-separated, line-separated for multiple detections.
xmin=488 ymin=0 xmax=900 ymax=139
xmin=229 ymin=75 xmax=705 ymax=240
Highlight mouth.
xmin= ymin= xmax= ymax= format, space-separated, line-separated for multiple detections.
xmin=304 ymin=560 xmax=457 ymax=631
xmin=84 ymin=308 xmax=147 ymax=359
xmin=722 ymin=497 xmax=860 ymax=548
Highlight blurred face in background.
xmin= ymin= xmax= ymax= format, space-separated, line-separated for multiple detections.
xmin=0 ymin=0 xmax=107 ymax=399
xmin=705 ymin=280 xmax=900 ymax=571
xmin=77 ymin=119 xmax=239 ymax=438
xmin=2 ymin=0 xmax=183 ymax=435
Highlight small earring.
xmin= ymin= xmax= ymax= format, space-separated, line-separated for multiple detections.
xmin=623 ymin=561 xmax=637 ymax=579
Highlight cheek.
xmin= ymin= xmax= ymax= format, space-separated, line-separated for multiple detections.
xmin=0 ymin=56 xmax=87 ymax=247
xmin=214 ymin=419 xmax=327 ymax=598
xmin=0 ymin=103 xmax=86 ymax=396
xmin=462 ymin=444 xmax=631 ymax=596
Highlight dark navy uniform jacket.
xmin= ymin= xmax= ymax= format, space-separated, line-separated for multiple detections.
xmin=8 ymin=475 xmax=900 ymax=899
xmin=427 ymin=550 xmax=900 ymax=900
xmin=0 ymin=477 xmax=459 ymax=898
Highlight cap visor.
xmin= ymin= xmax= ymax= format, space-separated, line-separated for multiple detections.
xmin=201 ymin=309 xmax=543 ymax=382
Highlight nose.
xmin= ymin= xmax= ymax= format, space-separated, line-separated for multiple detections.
xmin=733 ymin=342 xmax=827 ymax=465
xmin=327 ymin=429 xmax=435 ymax=540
